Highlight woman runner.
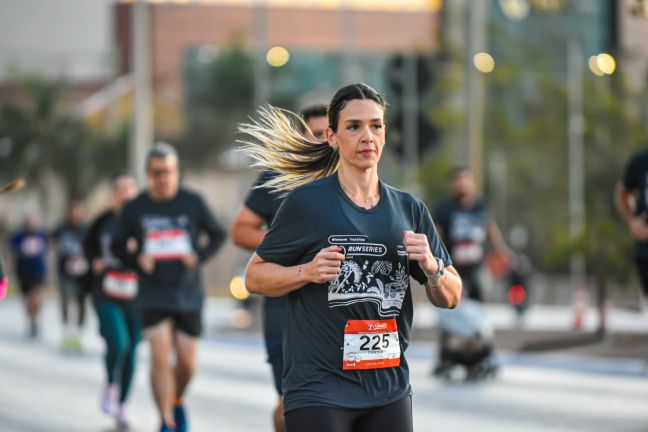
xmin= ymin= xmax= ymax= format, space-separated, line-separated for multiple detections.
xmin=83 ymin=173 xmax=141 ymax=427
xmin=240 ymin=83 xmax=462 ymax=432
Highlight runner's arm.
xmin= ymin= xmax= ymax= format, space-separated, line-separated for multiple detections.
xmin=487 ymin=220 xmax=515 ymax=260
xmin=404 ymin=230 xmax=461 ymax=309
xmin=83 ymin=215 xmax=102 ymax=266
xmin=196 ymin=198 xmax=226 ymax=263
xmin=246 ymin=246 xmax=344 ymax=297
xmin=231 ymin=206 xmax=267 ymax=250
xmin=110 ymin=205 xmax=139 ymax=270
xmin=424 ymin=265 xmax=462 ymax=309
xmin=616 ymin=183 xmax=648 ymax=241
xmin=615 ymin=183 xmax=636 ymax=227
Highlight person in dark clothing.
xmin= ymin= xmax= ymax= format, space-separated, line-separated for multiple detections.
xmin=240 ymin=84 xmax=462 ymax=432
xmin=433 ymin=167 xmax=514 ymax=302
xmin=84 ymin=173 xmax=141 ymax=427
xmin=231 ymin=103 xmax=328 ymax=432
xmin=10 ymin=214 xmax=48 ymax=338
xmin=616 ymin=149 xmax=648 ymax=299
xmin=53 ymin=200 xmax=90 ymax=350
xmin=111 ymin=143 xmax=226 ymax=432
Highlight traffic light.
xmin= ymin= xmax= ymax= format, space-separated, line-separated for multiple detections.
xmin=507 ymin=267 xmax=530 ymax=316
xmin=385 ymin=53 xmax=440 ymax=159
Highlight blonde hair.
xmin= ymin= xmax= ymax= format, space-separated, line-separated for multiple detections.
xmin=237 ymin=105 xmax=339 ymax=195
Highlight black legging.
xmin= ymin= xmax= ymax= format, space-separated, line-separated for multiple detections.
xmin=285 ymin=396 xmax=412 ymax=432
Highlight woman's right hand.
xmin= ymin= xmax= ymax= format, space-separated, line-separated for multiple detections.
xmin=305 ymin=246 xmax=345 ymax=284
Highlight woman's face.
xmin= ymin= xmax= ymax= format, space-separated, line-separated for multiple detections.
xmin=327 ymin=99 xmax=386 ymax=172
xmin=113 ymin=176 xmax=138 ymax=209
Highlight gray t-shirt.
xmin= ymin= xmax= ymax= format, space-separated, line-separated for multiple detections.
xmin=257 ymin=173 xmax=452 ymax=412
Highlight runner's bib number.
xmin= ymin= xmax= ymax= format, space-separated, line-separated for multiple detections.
xmin=102 ymin=271 xmax=138 ymax=300
xmin=453 ymin=241 xmax=483 ymax=266
xmin=343 ymin=319 xmax=400 ymax=370
xmin=144 ymin=229 xmax=192 ymax=260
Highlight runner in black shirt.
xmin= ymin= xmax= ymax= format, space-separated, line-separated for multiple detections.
xmin=53 ymin=200 xmax=90 ymax=350
xmin=111 ymin=144 xmax=226 ymax=432
xmin=231 ymin=104 xmax=328 ymax=432
xmin=84 ymin=173 xmax=140 ymax=427
xmin=433 ymin=167 xmax=514 ymax=302
xmin=239 ymin=84 xmax=462 ymax=432
xmin=10 ymin=214 xmax=49 ymax=338
xmin=616 ymin=149 xmax=648 ymax=298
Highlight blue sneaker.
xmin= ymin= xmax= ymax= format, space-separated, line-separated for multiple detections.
xmin=174 ymin=405 xmax=188 ymax=432
xmin=160 ymin=422 xmax=176 ymax=432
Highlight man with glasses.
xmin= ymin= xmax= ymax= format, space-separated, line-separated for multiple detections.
xmin=111 ymin=143 xmax=226 ymax=432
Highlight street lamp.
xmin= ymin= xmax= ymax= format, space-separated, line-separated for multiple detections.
xmin=473 ymin=52 xmax=495 ymax=74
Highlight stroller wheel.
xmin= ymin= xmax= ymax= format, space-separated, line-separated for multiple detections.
xmin=432 ymin=361 xmax=454 ymax=380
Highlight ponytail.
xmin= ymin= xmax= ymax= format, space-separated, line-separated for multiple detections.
xmin=237 ymin=105 xmax=339 ymax=195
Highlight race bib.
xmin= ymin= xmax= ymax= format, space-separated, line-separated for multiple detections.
xmin=65 ymin=256 xmax=89 ymax=276
xmin=343 ymin=319 xmax=401 ymax=370
xmin=21 ymin=236 xmax=45 ymax=257
xmin=453 ymin=241 xmax=484 ymax=266
xmin=144 ymin=229 xmax=192 ymax=260
xmin=102 ymin=271 xmax=138 ymax=300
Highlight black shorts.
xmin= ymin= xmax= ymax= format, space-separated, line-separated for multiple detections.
xmin=264 ymin=332 xmax=284 ymax=395
xmin=140 ymin=309 xmax=202 ymax=337
xmin=19 ymin=277 xmax=45 ymax=295
xmin=285 ymin=396 xmax=412 ymax=432
xmin=636 ymin=257 xmax=648 ymax=296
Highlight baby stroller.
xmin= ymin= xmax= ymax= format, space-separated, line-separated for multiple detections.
xmin=432 ymin=299 xmax=498 ymax=381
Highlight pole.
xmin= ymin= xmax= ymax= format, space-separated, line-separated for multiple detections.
xmin=403 ymin=52 xmax=419 ymax=189
xmin=568 ymin=38 xmax=587 ymax=318
xmin=465 ymin=0 xmax=487 ymax=191
xmin=253 ymin=1 xmax=269 ymax=109
xmin=131 ymin=0 xmax=153 ymax=185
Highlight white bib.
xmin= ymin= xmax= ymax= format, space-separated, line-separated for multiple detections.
xmin=102 ymin=271 xmax=138 ymax=300
xmin=453 ymin=241 xmax=484 ymax=266
xmin=144 ymin=229 xmax=192 ymax=260
xmin=343 ymin=319 xmax=401 ymax=370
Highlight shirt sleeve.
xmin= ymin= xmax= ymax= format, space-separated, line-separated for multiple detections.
xmin=410 ymin=200 xmax=453 ymax=285
xmin=244 ymin=172 xmax=277 ymax=225
xmin=110 ymin=202 xmax=140 ymax=271
xmin=256 ymin=193 xmax=314 ymax=267
xmin=83 ymin=212 xmax=106 ymax=265
xmin=622 ymin=154 xmax=639 ymax=190
xmin=196 ymin=196 xmax=226 ymax=263
xmin=432 ymin=201 xmax=449 ymax=242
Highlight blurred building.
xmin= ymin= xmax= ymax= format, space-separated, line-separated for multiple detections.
xmin=0 ymin=0 xmax=116 ymax=103
xmin=114 ymin=0 xmax=443 ymax=124
xmin=619 ymin=0 xmax=648 ymax=93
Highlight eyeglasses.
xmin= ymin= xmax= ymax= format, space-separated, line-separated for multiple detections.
xmin=149 ymin=168 xmax=174 ymax=178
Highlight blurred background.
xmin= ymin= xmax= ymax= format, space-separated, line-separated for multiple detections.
xmin=0 ymin=1 xmax=647 ymax=431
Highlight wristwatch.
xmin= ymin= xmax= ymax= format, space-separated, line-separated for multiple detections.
xmin=425 ymin=257 xmax=445 ymax=283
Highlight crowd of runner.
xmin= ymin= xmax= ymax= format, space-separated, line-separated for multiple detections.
xmin=1 ymin=82 xmax=647 ymax=432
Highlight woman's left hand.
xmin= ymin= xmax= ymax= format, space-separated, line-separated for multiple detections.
xmin=403 ymin=230 xmax=438 ymax=275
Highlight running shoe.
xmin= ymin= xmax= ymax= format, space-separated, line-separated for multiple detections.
xmin=61 ymin=335 xmax=83 ymax=353
xmin=174 ymin=404 xmax=188 ymax=432
xmin=160 ymin=423 xmax=176 ymax=432
xmin=116 ymin=404 xmax=129 ymax=427
xmin=101 ymin=385 xmax=118 ymax=414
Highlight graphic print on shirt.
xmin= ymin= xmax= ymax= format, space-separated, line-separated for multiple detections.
xmin=142 ymin=214 xmax=192 ymax=261
xmin=327 ymin=235 xmax=409 ymax=317
xmin=20 ymin=235 xmax=46 ymax=257
xmin=450 ymin=211 xmax=486 ymax=266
